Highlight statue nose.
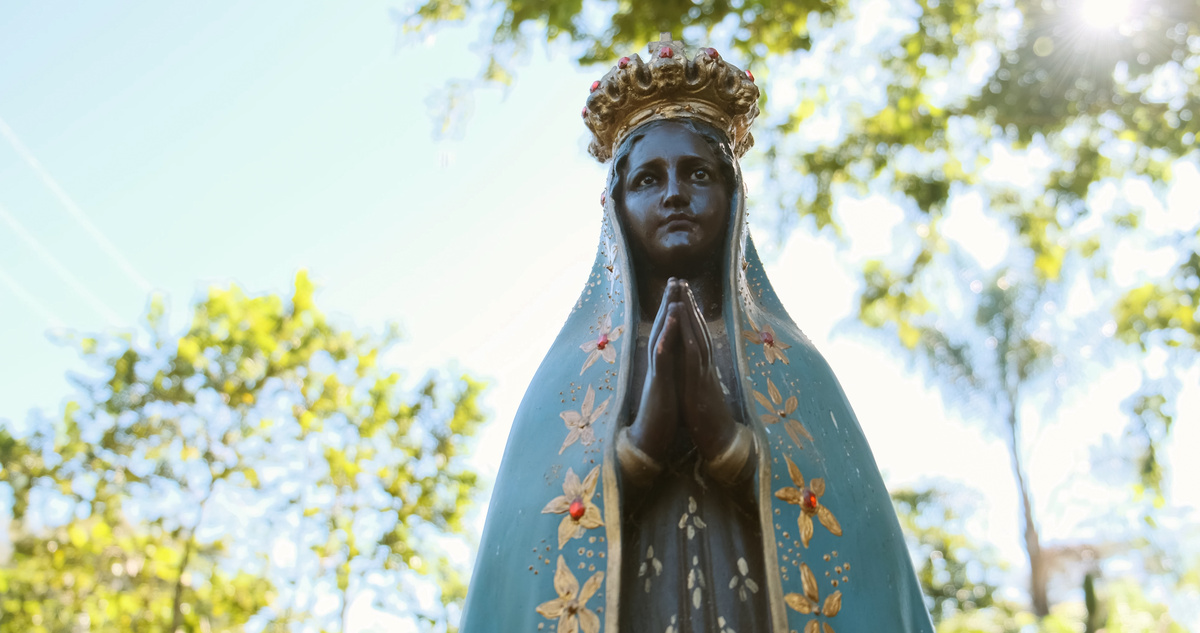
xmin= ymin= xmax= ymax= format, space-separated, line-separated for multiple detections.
xmin=663 ymin=176 xmax=689 ymax=208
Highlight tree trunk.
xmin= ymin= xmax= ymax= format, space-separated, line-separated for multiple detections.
xmin=171 ymin=532 xmax=195 ymax=632
xmin=1006 ymin=404 xmax=1049 ymax=617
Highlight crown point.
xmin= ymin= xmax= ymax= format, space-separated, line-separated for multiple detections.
xmin=590 ymin=80 xmax=601 ymax=93
xmin=705 ymin=47 xmax=720 ymax=60
xmin=659 ymin=46 xmax=673 ymax=59
xmin=746 ymin=69 xmax=755 ymax=81
xmin=618 ymin=56 xmax=631 ymax=69
xmin=659 ymin=32 xmax=672 ymax=41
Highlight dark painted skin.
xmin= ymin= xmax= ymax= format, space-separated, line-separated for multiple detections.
xmin=619 ymin=122 xmax=740 ymax=465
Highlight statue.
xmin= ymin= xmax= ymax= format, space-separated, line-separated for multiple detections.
xmin=460 ymin=35 xmax=935 ymax=633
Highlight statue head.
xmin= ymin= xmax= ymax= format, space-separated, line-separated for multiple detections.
xmin=584 ymin=35 xmax=760 ymax=315
xmin=613 ymin=118 xmax=735 ymax=278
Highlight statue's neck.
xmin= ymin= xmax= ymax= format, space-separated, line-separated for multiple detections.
xmin=637 ymin=269 xmax=724 ymax=323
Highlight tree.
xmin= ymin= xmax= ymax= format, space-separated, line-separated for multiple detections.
xmin=0 ymin=271 xmax=486 ymax=632
xmin=397 ymin=0 xmax=1198 ymax=617
xmin=891 ymin=484 xmax=1007 ymax=624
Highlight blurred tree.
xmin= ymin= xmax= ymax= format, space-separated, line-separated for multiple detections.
xmin=397 ymin=0 xmax=1198 ymax=618
xmin=0 ymin=271 xmax=486 ymax=632
xmin=868 ymin=263 xmax=1065 ymax=615
xmin=891 ymin=485 xmax=1006 ymax=623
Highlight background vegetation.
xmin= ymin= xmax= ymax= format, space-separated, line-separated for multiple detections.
xmin=1 ymin=272 xmax=485 ymax=631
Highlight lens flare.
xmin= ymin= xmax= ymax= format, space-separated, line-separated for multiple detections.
xmin=1078 ymin=0 xmax=1137 ymax=31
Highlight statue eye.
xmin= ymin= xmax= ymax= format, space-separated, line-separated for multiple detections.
xmin=692 ymin=168 xmax=711 ymax=181
xmin=636 ymin=173 xmax=657 ymax=188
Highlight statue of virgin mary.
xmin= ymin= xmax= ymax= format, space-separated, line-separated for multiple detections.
xmin=460 ymin=35 xmax=934 ymax=633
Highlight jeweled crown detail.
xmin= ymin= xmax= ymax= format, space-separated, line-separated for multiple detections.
xmin=582 ymin=34 xmax=760 ymax=163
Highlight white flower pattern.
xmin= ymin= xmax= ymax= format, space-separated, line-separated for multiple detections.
xmin=677 ymin=496 xmax=707 ymax=540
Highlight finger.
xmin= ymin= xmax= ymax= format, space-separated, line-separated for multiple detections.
xmin=677 ymin=299 xmax=704 ymax=382
xmin=654 ymin=304 xmax=685 ymax=378
xmin=648 ymin=278 xmax=680 ymax=346
xmin=680 ymin=282 xmax=713 ymax=368
xmin=656 ymin=312 xmax=678 ymax=358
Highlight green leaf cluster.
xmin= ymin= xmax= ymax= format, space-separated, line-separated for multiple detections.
xmin=1 ymin=271 xmax=487 ymax=631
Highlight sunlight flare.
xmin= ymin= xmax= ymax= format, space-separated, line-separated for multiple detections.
xmin=1078 ymin=0 xmax=1137 ymax=31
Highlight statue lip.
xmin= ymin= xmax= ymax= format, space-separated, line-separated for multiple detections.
xmin=661 ymin=212 xmax=698 ymax=227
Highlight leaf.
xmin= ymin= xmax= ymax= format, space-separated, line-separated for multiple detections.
xmin=68 ymin=524 xmax=87 ymax=549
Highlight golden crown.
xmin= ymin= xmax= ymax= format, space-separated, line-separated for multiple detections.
xmin=582 ymin=34 xmax=761 ymax=163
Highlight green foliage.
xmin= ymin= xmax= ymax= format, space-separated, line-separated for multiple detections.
xmin=1115 ymin=247 xmax=1200 ymax=352
xmin=891 ymin=486 xmax=1005 ymax=623
xmin=0 ymin=271 xmax=486 ymax=631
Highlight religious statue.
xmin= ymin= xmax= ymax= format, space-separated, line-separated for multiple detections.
xmin=460 ymin=35 xmax=935 ymax=633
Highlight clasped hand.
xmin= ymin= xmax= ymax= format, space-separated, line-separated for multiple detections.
xmin=627 ymin=278 xmax=738 ymax=464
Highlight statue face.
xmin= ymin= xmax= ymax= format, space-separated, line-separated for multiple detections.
xmin=619 ymin=122 xmax=731 ymax=274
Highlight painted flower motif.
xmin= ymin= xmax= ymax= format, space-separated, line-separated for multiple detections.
xmin=752 ymin=377 xmax=814 ymax=449
xmin=687 ymin=559 xmax=707 ymax=609
xmin=638 ymin=545 xmax=663 ymax=593
xmin=784 ymin=562 xmax=843 ymax=633
xmin=678 ymin=496 xmax=707 ymax=540
xmin=604 ymin=242 xmax=621 ymax=282
xmin=728 ymin=556 xmax=760 ymax=602
xmin=580 ymin=313 xmax=624 ymax=375
xmin=774 ymin=455 xmax=842 ymax=548
xmin=742 ymin=315 xmax=791 ymax=364
xmin=559 ymin=385 xmax=611 ymax=454
xmin=536 ymin=555 xmax=605 ymax=633
xmin=542 ymin=466 xmax=604 ymax=549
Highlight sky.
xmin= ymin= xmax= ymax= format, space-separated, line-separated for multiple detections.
xmin=1 ymin=0 xmax=1198 ymax=629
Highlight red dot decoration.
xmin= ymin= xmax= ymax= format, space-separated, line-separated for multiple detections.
xmin=569 ymin=499 xmax=586 ymax=520
xmin=597 ymin=333 xmax=609 ymax=350
xmin=760 ymin=330 xmax=774 ymax=345
xmin=803 ymin=489 xmax=818 ymax=510
xmin=600 ymin=191 xmax=607 ymax=206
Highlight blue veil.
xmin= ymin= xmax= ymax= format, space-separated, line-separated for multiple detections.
xmin=459 ymin=98 xmax=933 ymax=633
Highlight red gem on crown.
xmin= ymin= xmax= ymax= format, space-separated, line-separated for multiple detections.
xmin=581 ymin=107 xmax=589 ymax=119
xmin=601 ymin=191 xmax=607 ymax=206
xmin=618 ymin=56 xmax=631 ymax=69
xmin=659 ymin=46 xmax=673 ymax=58
xmin=746 ymin=69 xmax=755 ymax=81
xmin=705 ymin=47 xmax=720 ymax=60
xmin=590 ymin=80 xmax=601 ymax=93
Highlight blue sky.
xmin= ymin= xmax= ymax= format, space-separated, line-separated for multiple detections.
xmin=2 ymin=0 xmax=1198 ymax=627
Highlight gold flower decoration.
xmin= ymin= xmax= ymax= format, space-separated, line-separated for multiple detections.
xmin=774 ymin=455 xmax=842 ymax=548
xmin=742 ymin=315 xmax=791 ymax=364
xmin=541 ymin=466 xmax=604 ymax=549
xmin=784 ymin=562 xmax=843 ymax=633
xmin=536 ymin=555 xmax=605 ymax=633
xmin=580 ymin=313 xmax=624 ymax=375
xmin=603 ymin=242 xmax=620 ymax=282
xmin=559 ymin=385 xmax=611 ymax=454
xmin=752 ymin=377 xmax=814 ymax=449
